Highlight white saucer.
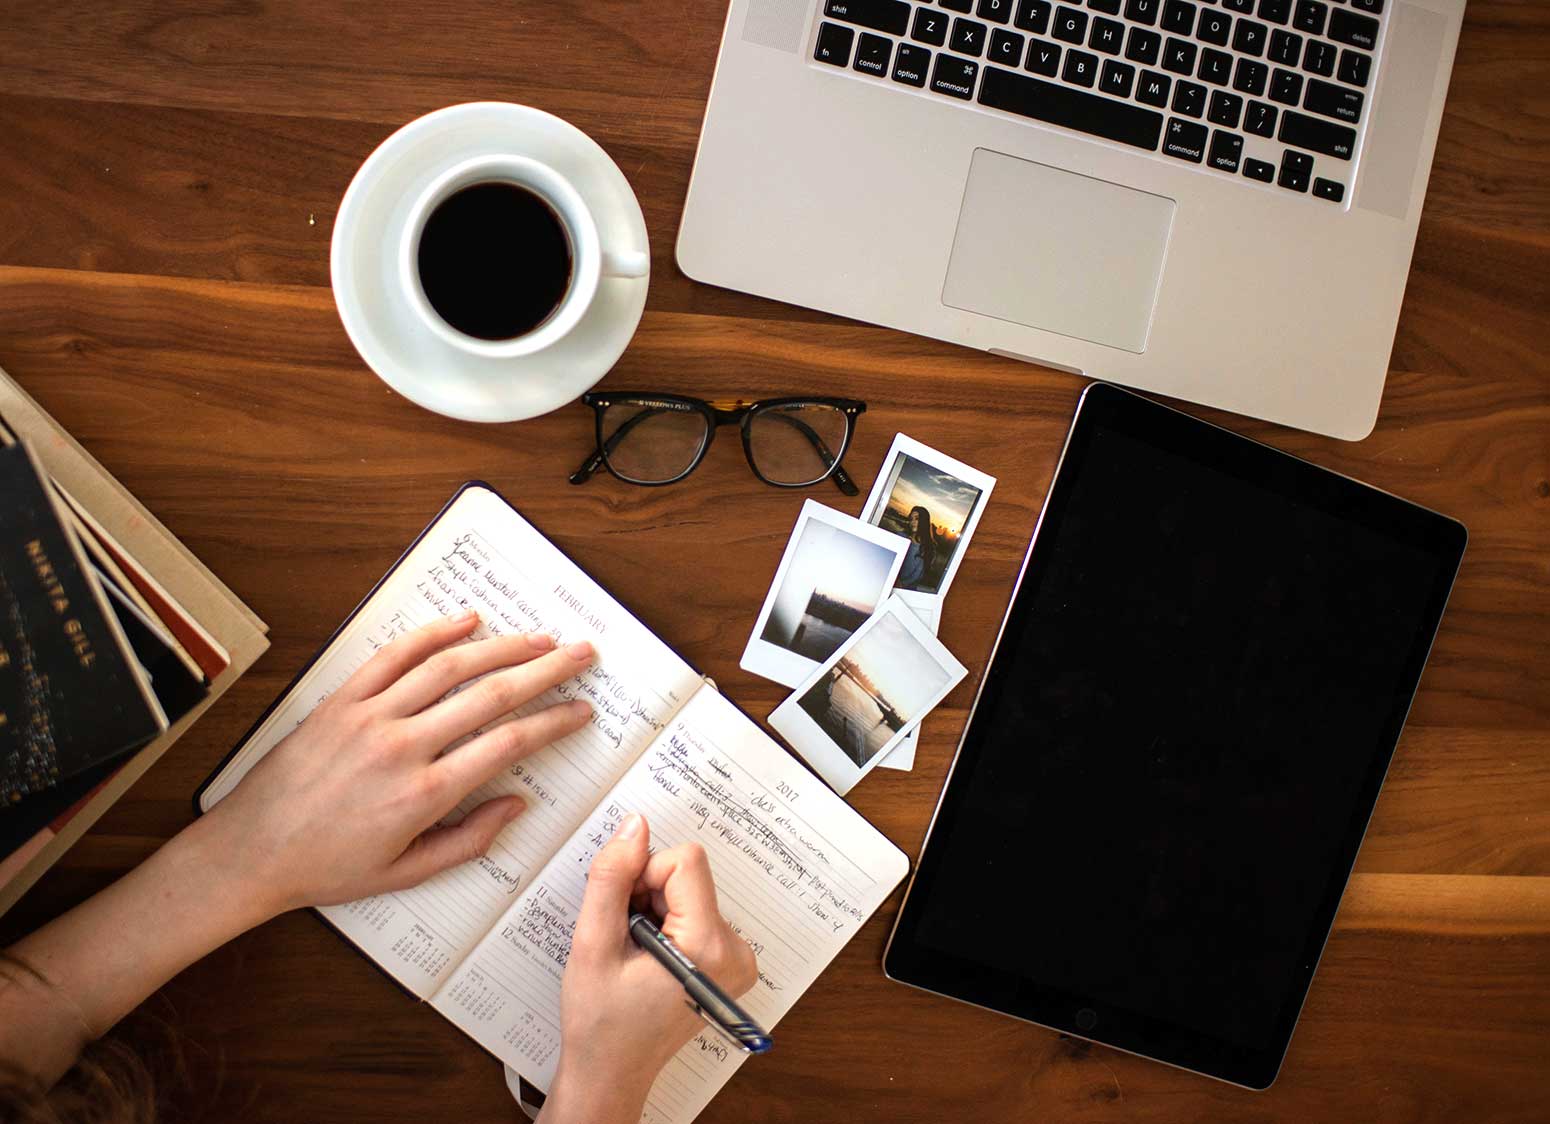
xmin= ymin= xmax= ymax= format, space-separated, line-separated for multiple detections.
xmin=330 ymin=102 xmax=649 ymax=422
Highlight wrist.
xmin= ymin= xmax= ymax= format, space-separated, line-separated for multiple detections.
xmin=170 ymin=809 xmax=295 ymax=929
xmin=543 ymin=1057 xmax=655 ymax=1124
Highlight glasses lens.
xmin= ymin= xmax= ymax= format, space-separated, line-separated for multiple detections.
xmin=746 ymin=402 xmax=850 ymax=486
xmin=599 ymin=401 xmax=710 ymax=484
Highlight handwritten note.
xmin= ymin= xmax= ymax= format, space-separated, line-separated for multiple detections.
xmin=200 ymin=487 xmax=703 ymax=997
xmin=433 ymin=688 xmax=910 ymax=1124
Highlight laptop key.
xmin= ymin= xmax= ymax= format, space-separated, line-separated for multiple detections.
xmin=1172 ymin=79 xmax=1206 ymax=117
xmin=1233 ymin=18 xmax=1267 ymax=55
xmin=930 ymin=53 xmax=980 ymax=97
xmin=1126 ymin=27 xmax=1162 ymax=64
xmin=1090 ymin=17 xmax=1125 ymax=54
xmin=1163 ymin=37 xmax=1197 ymax=74
xmin=1222 ymin=0 xmax=1255 ymax=11
xmin=1088 ymin=0 xmax=1122 ymax=12
xmin=939 ymin=0 xmax=973 ymax=11
xmin=1198 ymin=48 xmax=1232 ymax=85
xmin=1258 ymin=0 xmax=1290 ymax=24
xmin=1328 ymin=7 xmax=1378 ymax=49
xmin=1137 ymin=68 xmax=1172 ymax=105
xmin=1304 ymin=77 xmax=1363 ymax=122
xmin=1244 ymin=98 xmax=1278 ymax=136
xmin=1303 ymin=39 xmax=1336 ymax=77
xmin=1234 ymin=58 xmax=1269 ymax=94
xmin=1014 ymin=0 xmax=1052 ymax=34
xmin=1161 ymin=0 xmax=1196 ymax=34
xmin=1313 ymin=176 xmax=1345 ymax=201
xmin=1026 ymin=39 xmax=1063 ymax=74
xmin=1279 ymin=108 xmax=1356 ymax=157
xmin=1208 ymin=129 xmax=1244 ymax=172
xmin=1338 ymin=48 xmax=1372 ymax=87
xmin=1125 ymin=0 xmax=1161 ymax=25
xmin=1243 ymin=156 xmax=1275 ymax=181
xmin=1163 ymin=117 xmax=1209 ymax=162
xmin=1278 ymin=149 xmax=1312 ymax=191
xmin=893 ymin=42 xmax=932 ymax=85
xmin=952 ymin=17 xmax=989 ymax=55
xmin=854 ymin=32 xmax=892 ymax=74
xmin=1349 ymin=0 xmax=1383 ymax=11
xmin=978 ymin=0 xmax=1014 ymax=24
xmin=1269 ymin=29 xmax=1301 ymax=65
xmin=1101 ymin=58 xmax=1137 ymax=97
xmin=1197 ymin=9 xmax=1232 ymax=45
xmin=823 ymin=0 xmax=910 ymax=37
xmin=1292 ymin=0 xmax=1327 ymax=35
xmin=913 ymin=6 xmax=949 ymax=45
xmin=977 ymin=66 xmax=1165 ymax=148
xmin=990 ymin=26 xmax=1026 ymax=63
xmin=814 ymin=22 xmax=855 ymax=65
xmin=1208 ymin=89 xmax=1243 ymax=126
xmin=1270 ymin=67 xmax=1303 ymax=104
xmin=1064 ymin=47 xmax=1100 ymax=86
xmin=985 ymin=29 xmax=1022 ymax=68
xmin=1052 ymin=5 xmax=1088 ymax=43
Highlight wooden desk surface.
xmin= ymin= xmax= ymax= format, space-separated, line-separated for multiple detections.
xmin=1 ymin=2 xmax=1545 ymax=1120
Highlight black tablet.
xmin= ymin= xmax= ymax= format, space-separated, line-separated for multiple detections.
xmin=883 ymin=384 xmax=1466 ymax=1089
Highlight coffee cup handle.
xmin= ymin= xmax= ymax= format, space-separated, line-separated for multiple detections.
xmin=601 ymin=248 xmax=650 ymax=279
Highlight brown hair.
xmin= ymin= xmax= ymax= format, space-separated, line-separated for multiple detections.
xmin=0 ymin=954 xmax=178 ymax=1124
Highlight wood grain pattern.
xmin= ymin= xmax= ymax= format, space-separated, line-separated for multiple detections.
xmin=0 ymin=1 xmax=1546 ymax=1121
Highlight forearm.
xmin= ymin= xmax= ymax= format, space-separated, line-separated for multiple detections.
xmin=0 ymin=809 xmax=280 ymax=1085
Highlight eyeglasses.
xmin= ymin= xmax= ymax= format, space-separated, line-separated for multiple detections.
xmin=569 ymin=393 xmax=866 ymax=495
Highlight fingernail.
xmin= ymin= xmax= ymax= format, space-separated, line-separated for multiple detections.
xmin=454 ymin=608 xmax=478 ymax=623
xmin=570 ymin=700 xmax=592 ymax=719
xmin=505 ymin=797 xmax=527 ymax=821
xmin=528 ymin=632 xmax=555 ymax=650
xmin=615 ymin=813 xmax=643 ymax=840
xmin=566 ymin=640 xmax=594 ymax=661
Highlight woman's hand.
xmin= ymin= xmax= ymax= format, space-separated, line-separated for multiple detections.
xmin=208 ymin=609 xmax=595 ymax=915
xmin=543 ymin=814 xmax=758 ymax=1124
xmin=3 ymin=610 xmax=597 ymax=1087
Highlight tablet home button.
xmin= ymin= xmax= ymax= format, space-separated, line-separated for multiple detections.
xmin=1076 ymin=1008 xmax=1098 ymax=1031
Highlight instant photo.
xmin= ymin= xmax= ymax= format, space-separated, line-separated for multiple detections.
xmin=861 ymin=434 xmax=996 ymax=601
xmin=769 ymin=595 xmax=967 ymax=796
xmin=741 ymin=501 xmax=908 ymax=689
xmin=876 ymin=591 xmax=941 ymax=772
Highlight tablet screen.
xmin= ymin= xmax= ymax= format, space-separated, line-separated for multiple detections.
xmin=884 ymin=385 xmax=1465 ymax=1088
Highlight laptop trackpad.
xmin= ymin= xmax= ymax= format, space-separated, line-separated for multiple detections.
xmin=942 ymin=149 xmax=1176 ymax=354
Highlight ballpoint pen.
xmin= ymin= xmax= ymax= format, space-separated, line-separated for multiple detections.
xmin=628 ymin=911 xmax=774 ymax=1055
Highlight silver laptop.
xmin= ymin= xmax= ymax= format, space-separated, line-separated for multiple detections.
xmin=678 ymin=0 xmax=1464 ymax=440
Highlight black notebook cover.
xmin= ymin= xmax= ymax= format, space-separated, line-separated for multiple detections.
xmin=0 ymin=442 xmax=165 ymax=805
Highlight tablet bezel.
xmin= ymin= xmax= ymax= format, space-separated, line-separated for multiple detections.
xmin=882 ymin=384 xmax=1467 ymax=1090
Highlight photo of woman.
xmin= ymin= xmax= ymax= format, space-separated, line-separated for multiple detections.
xmin=866 ymin=443 xmax=991 ymax=596
xmin=898 ymin=504 xmax=938 ymax=591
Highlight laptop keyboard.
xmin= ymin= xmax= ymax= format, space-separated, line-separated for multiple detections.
xmin=813 ymin=0 xmax=1385 ymax=202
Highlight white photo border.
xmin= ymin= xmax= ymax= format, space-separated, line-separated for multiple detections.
xmin=739 ymin=499 xmax=909 ymax=689
xmin=875 ymin=590 xmax=941 ymax=772
xmin=859 ymin=433 xmax=997 ymax=603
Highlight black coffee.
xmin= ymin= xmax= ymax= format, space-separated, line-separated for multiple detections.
xmin=416 ymin=181 xmax=573 ymax=341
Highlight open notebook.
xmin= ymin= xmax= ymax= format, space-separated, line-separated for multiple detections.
xmin=197 ymin=483 xmax=909 ymax=1124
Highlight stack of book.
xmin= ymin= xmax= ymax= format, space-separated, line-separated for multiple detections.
xmin=0 ymin=366 xmax=268 ymax=914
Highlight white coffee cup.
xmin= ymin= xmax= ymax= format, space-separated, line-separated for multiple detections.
xmin=398 ymin=153 xmax=649 ymax=360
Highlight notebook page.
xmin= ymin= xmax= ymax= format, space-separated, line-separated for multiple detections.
xmin=202 ymin=486 xmax=703 ymax=997
xmin=431 ymin=687 xmax=910 ymax=1124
